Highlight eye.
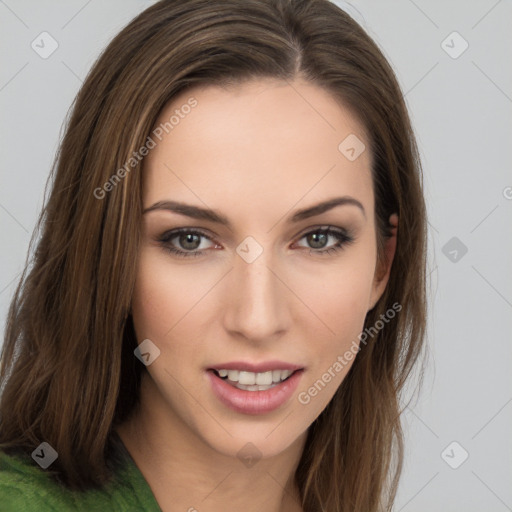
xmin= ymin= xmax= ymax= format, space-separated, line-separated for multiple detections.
xmin=294 ymin=226 xmax=354 ymax=256
xmin=157 ymin=228 xmax=218 ymax=258
xmin=157 ymin=226 xmax=354 ymax=259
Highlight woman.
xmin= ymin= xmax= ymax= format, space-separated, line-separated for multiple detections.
xmin=0 ymin=0 xmax=427 ymax=510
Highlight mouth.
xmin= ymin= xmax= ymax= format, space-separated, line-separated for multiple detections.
xmin=209 ymin=368 xmax=298 ymax=392
xmin=206 ymin=363 xmax=305 ymax=415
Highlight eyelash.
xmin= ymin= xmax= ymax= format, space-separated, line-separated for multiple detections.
xmin=157 ymin=226 xmax=354 ymax=259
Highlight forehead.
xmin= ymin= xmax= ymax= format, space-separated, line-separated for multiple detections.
xmin=142 ymin=79 xmax=374 ymax=223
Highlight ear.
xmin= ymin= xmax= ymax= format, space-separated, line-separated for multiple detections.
xmin=368 ymin=213 xmax=398 ymax=312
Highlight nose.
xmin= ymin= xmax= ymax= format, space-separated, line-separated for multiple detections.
xmin=222 ymin=248 xmax=290 ymax=343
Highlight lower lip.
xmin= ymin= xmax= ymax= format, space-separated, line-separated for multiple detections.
xmin=207 ymin=369 xmax=303 ymax=415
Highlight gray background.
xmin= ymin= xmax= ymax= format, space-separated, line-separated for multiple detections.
xmin=1 ymin=1 xmax=511 ymax=510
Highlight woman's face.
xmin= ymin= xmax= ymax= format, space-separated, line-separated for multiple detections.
xmin=131 ymin=79 xmax=395 ymax=460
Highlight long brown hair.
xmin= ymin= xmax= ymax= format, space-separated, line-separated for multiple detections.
xmin=0 ymin=1 xmax=428 ymax=510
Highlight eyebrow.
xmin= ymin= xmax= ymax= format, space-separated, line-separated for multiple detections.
xmin=142 ymin=196 xmax=366 ymax=228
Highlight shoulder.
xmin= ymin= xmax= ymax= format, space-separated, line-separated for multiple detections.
xmin=0 ymin=448 xmax=69 ymax=511
xmin=0 ymin=443 xmax=162 ymax=512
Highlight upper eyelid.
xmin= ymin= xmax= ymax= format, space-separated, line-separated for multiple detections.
xmin=158 ymin=227 xmax=216 ymax=245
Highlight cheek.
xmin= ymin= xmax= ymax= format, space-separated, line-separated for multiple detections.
xmin=289 ymin=248 xmax=376 ymax=394
xmin=301 ymin=273 xmax=370 ymax=365
xmin=293 ymin=252 xmax=375 ymax=336
xmin=292 ymin=266 xmax=373 ymax=411
xmin=131 ymin=251 xmax=187 ymax=342
xmin=131 ymin=249 xmax=216 ymax=341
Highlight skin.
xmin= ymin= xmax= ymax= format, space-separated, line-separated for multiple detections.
xmin=116 ymin=78 xmax=398 ymax=512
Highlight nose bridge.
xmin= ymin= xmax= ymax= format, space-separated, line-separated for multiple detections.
xmin=222 ymin=242 xmax=289 ymax=340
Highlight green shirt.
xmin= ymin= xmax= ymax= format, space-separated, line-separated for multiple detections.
xmin=0 ymin=432 xmax=162 ymax=511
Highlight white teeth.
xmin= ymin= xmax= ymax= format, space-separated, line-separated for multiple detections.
xmin=280 ymin=369 xmax=292 ymax=381
xmin=256 ymin=371 xmax=273 ymax=385
xmin=216 ymin=369 xmax=294 ymax=384
xmin=238 ymin=371 xmax=256 ymax=385
xmin=227 ymin=370 xmax=239 ymax=381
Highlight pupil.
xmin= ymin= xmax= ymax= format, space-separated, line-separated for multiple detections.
xmin=180 ymin=233 xmax=200 ymax=250
xmin=308 ymin=232 xmax=327 ymax=249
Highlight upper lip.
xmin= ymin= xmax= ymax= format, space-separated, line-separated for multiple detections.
xmin=208 ymin=361 xmax=304 ymax=373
